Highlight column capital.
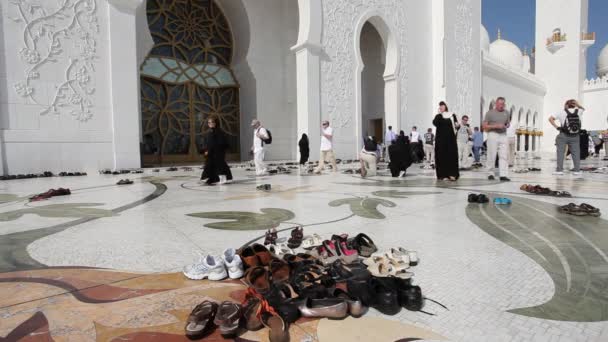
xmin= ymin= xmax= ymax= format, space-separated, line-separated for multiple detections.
xmin=108 ymin=0 xmax=145 ymax=14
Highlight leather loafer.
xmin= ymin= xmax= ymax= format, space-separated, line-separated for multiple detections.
xmin=253 ymin=244 xmax=273 ymax=266
xmin=240 ymin=246 xmax=260 ymax=269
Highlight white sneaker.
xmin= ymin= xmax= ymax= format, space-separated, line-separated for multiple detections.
xmin=183 ymin=254 xmax=211 ymax=280
xmin=219 ymin=175 xmax=227 ymax=184
xmin=206 ymin=255 xmax=228 ymax=280
xmin=573 ymin=171 xmax=582 ymax=177
xmin=553 ymin=171 xmax=564 ymax=176
xmin=222 ymin=248 xmax=244 ymax=279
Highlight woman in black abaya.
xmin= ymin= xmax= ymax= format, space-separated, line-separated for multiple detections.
xmin=432 ymin=101 xmax=460 ymax=181
xmin=201 ymin=116 xmax=233 ymax=185
xmin=299 ymin=133 xmax=310 ymax=166
xmin=388 ymin=135 xmax=413 ymax=177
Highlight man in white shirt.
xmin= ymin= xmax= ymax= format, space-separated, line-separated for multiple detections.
xmin=314 ymin=120 xmax=338 ymax=174
xmin=384 ymin=126 xmax=396 ymax=162
xmin=506 ymin=116 xmax=517 ymax=167
xmin=409 ymin=126 xmax=421 ymax=163
xmin=251 ymin=119 xmax=268 ymax=176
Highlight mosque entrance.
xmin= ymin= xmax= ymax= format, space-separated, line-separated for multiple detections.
xmin=139 ymin=0 xmax=240 ymax=166
xmin=360 ymin=22 xmax=386 ymax=143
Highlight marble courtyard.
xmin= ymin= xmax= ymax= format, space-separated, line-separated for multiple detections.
xmin=1 ymin=159 xmax=608 ymax=341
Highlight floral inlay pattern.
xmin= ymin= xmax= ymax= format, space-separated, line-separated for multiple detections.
xmin=8 ymin=0 xmax=100 ymax=122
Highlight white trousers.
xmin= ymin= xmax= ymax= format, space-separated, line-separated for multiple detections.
xmin=486 ymin=132 xmax=509 ymax=178
xmin=508 ymin=137 xmax=516 ymax=166
xmin=424 ymin=144 xmax=434 ymax=163
xmin=457 ymin=141 xmax=471 ymax=168
xmin=254 ymin=149 xmax=266 ymax=175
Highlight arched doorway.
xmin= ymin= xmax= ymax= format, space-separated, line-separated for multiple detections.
xmin=360 ymin=22 xmax=386 ymax=142
xmin=139 ymin=0 xmax=240 ymax=166
xmin=355 ymin=14 xmax=400 ymax=153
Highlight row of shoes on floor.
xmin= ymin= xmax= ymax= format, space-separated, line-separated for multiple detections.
xmin=29 ymin=188 xmax=71 ymax=202
xmin=183 ymin=232 xmax=425 ymax=341
xmin=1 ymin=171 xmax=86 ymax=181
xmin=513 ymin=167 xmax=541 ymax=173
xmin=100 ymin=169 xmax=143 ymax=175
xmin=520 ymin=184 xmax=571 ymax=197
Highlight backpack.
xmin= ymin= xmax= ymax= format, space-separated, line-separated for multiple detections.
xmin=363 ymin=137 xmax=377 ymax=152
xmin=563 ymin=109 xmax=581 ymax=134
xmin=259 ymin=128 xmax=272 ymax=145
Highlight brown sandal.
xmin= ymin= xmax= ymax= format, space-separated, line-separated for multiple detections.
xmin=185 ymin=301 xmax=218 ymax=339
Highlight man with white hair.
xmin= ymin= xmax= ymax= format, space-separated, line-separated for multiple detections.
xmin=314 ymin=120 xmax=338 ymax=174
xmin=251 ymin=119 xmax=269 ymax=176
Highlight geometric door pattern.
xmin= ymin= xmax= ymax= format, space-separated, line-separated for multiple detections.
xmin=139 ymin=0 xmax=240 ymax=165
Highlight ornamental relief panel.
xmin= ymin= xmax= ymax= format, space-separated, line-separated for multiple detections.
xmin=452 ymin=0 xmax=474 ymax=116
xmin=7 ymin=0 xmax=100 ymax=122
xmin=320 ymin=0 xmax=408 ymax=129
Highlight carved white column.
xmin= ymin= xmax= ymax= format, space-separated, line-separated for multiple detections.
xmin=292 ymin=0 xmax=323 ymax=161
xmin=108 ymin=0 xmax=145 ymax=169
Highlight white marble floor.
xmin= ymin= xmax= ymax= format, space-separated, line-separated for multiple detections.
xmin=1 ymin=156 xmax=608 ymax=341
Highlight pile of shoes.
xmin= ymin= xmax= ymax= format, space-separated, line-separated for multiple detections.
xmin=116 ymin=179 xmax=134 ymax=185
xmin=29 ymin=188 xmax=71 ymax=202
xmin=257 ymin=184 xmax=271 ymax=191
xmin=468 ymin=193 xmax=489 ymax=203
xmin=558 ymin=203 xmax=601 ymax=217
xmin=520 ymin=184 xmax=571 ymax=197
xmin=182 ymin=231 xmax=427 ymax=341
xmin=471 ymin=162 xmax=483 ymax=168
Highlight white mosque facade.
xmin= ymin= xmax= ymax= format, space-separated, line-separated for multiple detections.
xmin=0 ymin=0 xmax=606 ymax=173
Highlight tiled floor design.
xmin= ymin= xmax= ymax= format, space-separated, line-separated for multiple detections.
xmin=1 ymin=157 xmax=608 ymax=341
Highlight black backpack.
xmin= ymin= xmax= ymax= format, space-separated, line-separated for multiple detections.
xmin=259 ymin=128 xmax=272 ymax=145
xmin=563 ymin=109 xmax=581 ymax=134
xmin=363 ymin=137 xmax=377 ymax=152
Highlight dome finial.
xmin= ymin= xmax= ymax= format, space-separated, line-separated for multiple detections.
xmin=497 ymin=28 xmax=502 ymax=40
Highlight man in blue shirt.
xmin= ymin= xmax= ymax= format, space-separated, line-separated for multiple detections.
xmin=472 ymin=127 xmax=484 ymax=165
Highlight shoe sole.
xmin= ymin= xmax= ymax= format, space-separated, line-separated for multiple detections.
xmin=183 ymin=273 xmax=209 ymax=280
xmin=228 ymin=270 xmax=244 ymax=279
xmin=208 ymin=271 xmax=228 ymax=281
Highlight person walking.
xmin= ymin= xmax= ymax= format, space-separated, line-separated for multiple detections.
xmin=384 ymin=126 xmax=396 ymax=162
xmin=423 ymin=128 xmax=435 ymax=164
xmin=298 ymin=133 xmax=310 ymax=168
xmin=472 ymin=126 xmax=484 ymax=165
xmin=506 ymin=115 xmax=517 ymax=167
xmin=251 ymin=119 xmax=269 ymax=176
xmin=482 ymin=97 xmax=511 ymax=181
xmin=549 ymin=99 xmax=585 ymax=176
xmin=360 ymin=136 xmax=378 ymax=178
xmin=410 ymin=126 xmax=422 ymax=163
xmin=200 ymin=116 xmax=233 ymax=185
xmin=314 ymin=120 xmax=338 ymax=174
xmin=432 ymin=101 xmax=460 ymax=181
xmin=456 ymin=115 xmax=473 ymax=169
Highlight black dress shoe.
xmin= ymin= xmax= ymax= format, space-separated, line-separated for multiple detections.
xmin=500 ymin=177 xmax=511 ymax=182
xmin=467 ymin=194 xmax=479 ymax=203
xmin=368 ymin=278 xmax=400 ymax=315
xmin=488 ymin=175 xmax=495 ymax=180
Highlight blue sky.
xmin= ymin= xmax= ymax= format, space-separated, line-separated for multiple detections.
xmin=482 ymin=0 xmax=607 ymax=79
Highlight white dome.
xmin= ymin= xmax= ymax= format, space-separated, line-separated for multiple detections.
xmin=598 ymin=44 xmax=608 ymax=77
xmin=489 ymin=38 xmax=523 ymax=69
xmin=481 ymin=25 xmax=490 ymax=53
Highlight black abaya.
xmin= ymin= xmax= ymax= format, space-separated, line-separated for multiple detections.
xmin=388 ymin=137 xmax=413 ymax=177
xmin=432 ymin=114 xmax=460 ymax=180
xmin=201 ymin=128 xmax=233 ymax=184
xmin=299 ymin=137 xmax=310 ymax=165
